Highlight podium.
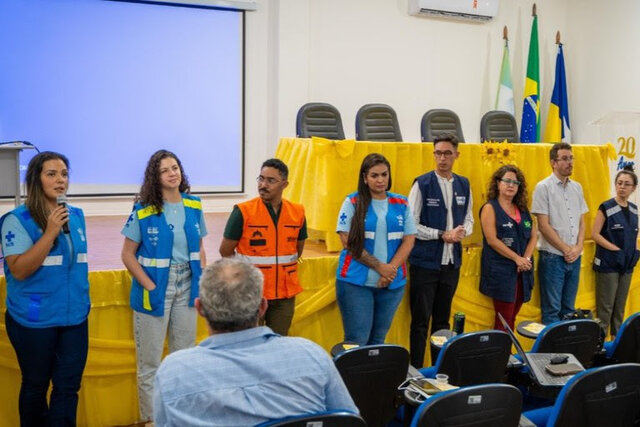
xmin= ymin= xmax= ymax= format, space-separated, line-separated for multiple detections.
xmin=0 ymin=142 xmax=35 ymax=206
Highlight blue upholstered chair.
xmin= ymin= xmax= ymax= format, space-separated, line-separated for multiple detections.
xmin=410 ymin=383 xmax=522 ymax=427
xmin=419 ymin=330 xmax=511 ymax=387
xmin=530 ymin=319 xmax=602 ymax=368
xmin=602 ymin=312 xmax=640 ymax=364
xmin=255 ymin=410 xmax=366 ymax=427
xmin=522 ymin=363 xmax=640 ymax=426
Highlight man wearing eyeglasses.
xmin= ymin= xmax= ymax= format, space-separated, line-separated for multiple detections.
xmin=531 ymin=142 xmax=588 ymax=324
xmin=219 ymin=158 xmax=307 ymax=335
xmin=407 ymin=133 xmax=474 ymax=368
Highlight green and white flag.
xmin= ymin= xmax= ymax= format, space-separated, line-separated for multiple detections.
xmin=495 ymin=38 xmax=514 ymax=116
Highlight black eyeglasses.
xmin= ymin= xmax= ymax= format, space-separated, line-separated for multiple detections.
xmin=433 ymin=150 xmax=454 ymax=158
xmin=500 ymin=178 xmax=521 ymax=186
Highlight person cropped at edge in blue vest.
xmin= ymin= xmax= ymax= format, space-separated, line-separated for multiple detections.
xmin=531 ymin=143 xmax=588 ymax=325
xmin=120 ymin=149 xmax=207 ymax=422
xmin=479 ymin=165 xmax=537 ymax=331
xmin=592 ymin=166 xmax=639 ymax=337
xmin=408 ymin=132 xmax=473 ymax=368
xmin=335 ymin=153 xmax=416 ymax=345
xmin=0 ymin=151 xmax=90 ymax=427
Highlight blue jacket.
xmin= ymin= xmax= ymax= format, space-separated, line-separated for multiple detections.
xmin=479 ymin=200 xmax=534 ymax=303
xmin=129 ymin=194 xmax=203 ymax=316
xmin=1 ymin=204 xmax=90 ymax=327
xmin=593 ymin=198 xmax=640 ymax=274
xmin=409 ymin=171 xmax=470 ymax=270
xmin=336 ymin=191 xmax=409 ymax=289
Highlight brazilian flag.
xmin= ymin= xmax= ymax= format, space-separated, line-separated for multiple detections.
xmin=520 ymin=15 xmax=539 ymax=143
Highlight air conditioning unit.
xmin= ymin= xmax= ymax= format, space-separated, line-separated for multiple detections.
xmin=409 ymin=0 xmax=499 ymax=22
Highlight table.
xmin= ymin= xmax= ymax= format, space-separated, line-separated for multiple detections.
xmin=275 ymin=137 xmax=615 ymax=252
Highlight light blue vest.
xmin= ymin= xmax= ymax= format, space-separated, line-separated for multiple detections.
xmin=1 ymin=204 xmax=90 ymax=327
xmin=336 ymin=192 xmax=408 ymax=289
xmin=593 ymin=198 xmax=640 ymax=274
xmin=129 ymin=194 xmax=203 ymax=316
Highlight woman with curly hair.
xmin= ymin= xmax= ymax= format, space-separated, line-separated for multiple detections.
xmin=479 ymin=164 xmax=537 ymax=330
xmin=335 ymin=153 xmax=416 ymax=345
xmin=121 ymin=149 xmax=207 ymax=422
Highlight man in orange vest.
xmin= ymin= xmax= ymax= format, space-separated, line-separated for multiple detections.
xmin=220 ymin=158 xmax=307 ymax=336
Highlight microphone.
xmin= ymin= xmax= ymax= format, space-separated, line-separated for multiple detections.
xmin=56 ymin=194 xmax=70 ymax=234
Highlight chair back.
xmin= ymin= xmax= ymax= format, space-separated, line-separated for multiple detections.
xmin=435 ymin=330 xmax=512 ymax=387
xmin=410 ymin=383 xmax=522 ymax=427
xmin=480 ymin=110 xmax=519 ymax=143
xmin=610 ymin=312 xmax=640 ymax=363
xmin=355 ymin=103 xmax=403 ymax=141
xmin=420 ymin=108 xmax=465 ymax=142
xmin=333 ymin=344 xmax=409 ymax=427
xmin=532 ymin=319 xmax=602 ymax=367
xmin=547 ymin=363 xmax=640 ymax=426
xmin=255 ymin=410 xmax=366 ymax=427
xmin=296 ymin=102 xmax=345 ymax=140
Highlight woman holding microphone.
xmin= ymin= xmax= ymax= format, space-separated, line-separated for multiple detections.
xmin=121 ymin=149 xmax=207 ymax=422
xmin=0 ymin=151 xmax=90 ymax=426
xmin=335 ymin=153 xmax=416 ymax=345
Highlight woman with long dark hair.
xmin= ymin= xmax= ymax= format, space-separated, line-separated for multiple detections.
xmin=0 ymin=151 xmax=90 ymax=426
xmin=479 ymin=164 xmax=537 ymax=330
xmin=592 ymin=166 xmax=639 ymax=337
xmin=121 ymin=149 xmax=207 ymax=422
xmin=334 ymin=153 xmax=416 ymax=345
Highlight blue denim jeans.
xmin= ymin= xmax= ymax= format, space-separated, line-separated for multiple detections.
xmin=5 ymin=311 xmax=88 ymax=427
xmin=336 ymin=279 xmax=404 ymax=345
xmin=538 ymin=250 xmax=582 ymax=324
xmin=134 ymin=263 xmax=196 ymax=421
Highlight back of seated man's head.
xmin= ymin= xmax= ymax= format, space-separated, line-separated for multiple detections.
xmin=197 ymin=258 xmax=264 ymax=333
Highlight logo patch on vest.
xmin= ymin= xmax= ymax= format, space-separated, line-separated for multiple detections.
xmin=612 ymin=223 xmax=623 ymax=230
xmin=426 ymin=198 xmax=440 ymax=207
xmin=502 ymin=222 xmax=514 ymax=228
xmin=4 ymin=230 xmax=16 ymax=247
xmin=339 ymin=212 xmax=348 ymax=225
xmin=250 ymin=230 xmax=266 ymax=246
xmin=501 ymin=237 xmax=514 ymax=247
xmin=456 ymin=196 xmax=466 ymax=206
xmin=524 ymin=220 xmax=532 ymax=229
xmin=397 ymin=215 xmax=404 ymax=227
xmin=77 ymin=228 xmax=85 ymax=242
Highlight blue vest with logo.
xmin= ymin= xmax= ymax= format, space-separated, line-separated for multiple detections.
xmin=479 ymin=199 xmax=534 ymax=302
xmin=593 ymin=198 xmax=640 ymax=274
xmin=336 ymin=191 xmax=409 ymax=289
xmin=129 ymin=194 xmax=203 ymax=316
xmin=409 ymin=171 xmax=470 ymax=270
xmin=1 ymin=204 xmax=90 ymax=327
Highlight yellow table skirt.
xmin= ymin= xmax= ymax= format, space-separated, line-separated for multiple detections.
xmin=275 ymin=137 xmax=616 ymax=251
xmin=2 ymin=244 xmax=639 ymax=426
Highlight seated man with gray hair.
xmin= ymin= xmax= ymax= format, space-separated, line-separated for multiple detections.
xmin=153 ymin=257 xmax=358 ymax=426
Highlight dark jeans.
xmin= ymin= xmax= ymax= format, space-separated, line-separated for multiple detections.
xmin=409 ymin=264 xmax=460 ymax=368
xmin=538 ymin=250 xmax=581 ymax=324
xmin=5 ymin=312 xmax=88 ymax=427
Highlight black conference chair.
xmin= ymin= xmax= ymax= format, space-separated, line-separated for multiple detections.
xmin=531 ymin=319 xmax=602 ymax=368
xmin=333 ymin=344 xmax=409 ymax=427
xmin=255 ymin=410 xmax=366 ymax=427
xmin=420 ymin=330 xmax=512 ymax=387
xmin=410 ymin=383 xmax=522 ymax=427
xmin=602 ymin=312 xmax=640 ymax=364
xmin=355 ymin=103 xmax=403 ymax=141
xmin=420 ymin=108 xmax=465 ymax=142
xmin=522 ymin=363 xmax=640 ymax=426
xmin=480 ymin=110 xmax=519 ymax=143
xmin=296 ymin=102 xmax=345 ymax=140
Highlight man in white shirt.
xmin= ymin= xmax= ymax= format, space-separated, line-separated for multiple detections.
xmin=531 ymin=143 xmax=588 ymax=324
xmin=407 ymin=133 xmax=474 ymax=368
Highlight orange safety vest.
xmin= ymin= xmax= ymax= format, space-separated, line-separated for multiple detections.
xmin=236 ymin=198 xmax=305 ymax=300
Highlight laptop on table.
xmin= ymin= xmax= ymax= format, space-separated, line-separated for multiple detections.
xmin=498 ymin=313 xmax=584 ymax=387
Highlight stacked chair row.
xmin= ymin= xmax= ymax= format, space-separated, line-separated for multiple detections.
xmin=260 ymin=313 xmax=640 ymax=426
xmin=296 ymin=102 xmax=520 ymax=143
